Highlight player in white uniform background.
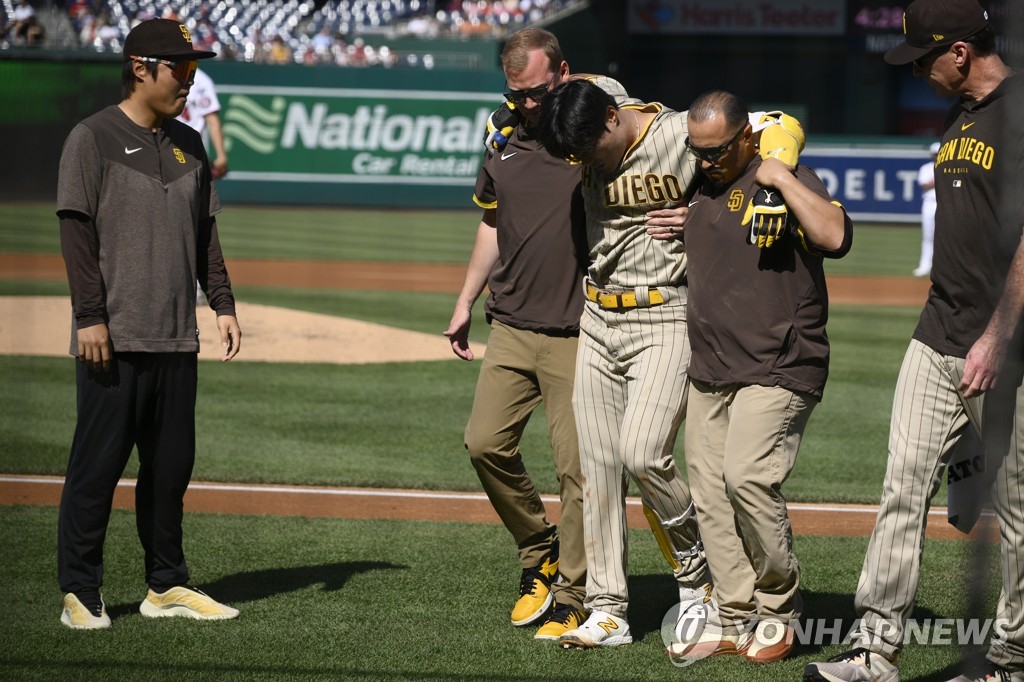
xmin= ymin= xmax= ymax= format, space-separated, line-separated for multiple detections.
xmin=913 ymin=141 xmax=939 ymax=277
xmin=176 ymin=68 xmax=229 ymax=179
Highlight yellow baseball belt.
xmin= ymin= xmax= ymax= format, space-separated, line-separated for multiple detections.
xmin=586 ymin=284 xmax=667 ymax=310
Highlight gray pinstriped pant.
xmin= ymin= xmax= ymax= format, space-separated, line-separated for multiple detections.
xmin=573 ymin=296 xmax=705 ymax=618
xmin=854 ymin=338 xmax=1024 ymax=671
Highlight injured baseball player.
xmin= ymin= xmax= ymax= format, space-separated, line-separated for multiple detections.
xmin=537 ymin=78 xmax=811 ymax=654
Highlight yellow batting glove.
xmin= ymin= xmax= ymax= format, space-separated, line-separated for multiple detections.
xmin=741 ymin=187 xmax=789 ymax=248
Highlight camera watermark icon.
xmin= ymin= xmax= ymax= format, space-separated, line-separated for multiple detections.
xmin=661 ymin=599 xmax=758 ymax=668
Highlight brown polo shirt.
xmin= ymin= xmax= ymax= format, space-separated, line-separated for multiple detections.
xmin=684 ymin=157 xmax=852 ymax=399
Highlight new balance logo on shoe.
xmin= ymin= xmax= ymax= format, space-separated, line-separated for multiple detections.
xmin=559 ymin=610 xmax=633 ymax=649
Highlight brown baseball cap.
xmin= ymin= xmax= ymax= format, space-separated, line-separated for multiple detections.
xmin=884 ymin=0 xmax=990 ymax=65
xmin=123 ymin=18 xmax=216 ymax=61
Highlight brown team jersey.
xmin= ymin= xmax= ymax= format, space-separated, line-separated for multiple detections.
xmin=57 ymin=105 xmax=230 ymax=355
xmin=914 ymin=72 xmax=1024 ymax=359
xmin=684 ymin=158 xmax=852 ymax=399
xmin=473 ymin=121 xmax=588 ymax=333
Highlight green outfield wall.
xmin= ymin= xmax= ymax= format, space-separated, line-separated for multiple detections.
xmin=201 ymin=61 xmax=505 ymax=208
xmin=1 ymin=56 xmax=505 ymax=208
xmin=1 ymin=58 xmax=122 ymax=202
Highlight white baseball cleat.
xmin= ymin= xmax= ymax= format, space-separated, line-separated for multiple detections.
xmin=675 ymin=580 xmax=718 ymax=646
xmin=558 ymin=609 xmax=632 ymax=648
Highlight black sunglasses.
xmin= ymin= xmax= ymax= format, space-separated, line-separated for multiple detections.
xmin=685 ymin=124 xmax=746 ymax=163
xmin=504 ymin=75 xmax=555 ymax=106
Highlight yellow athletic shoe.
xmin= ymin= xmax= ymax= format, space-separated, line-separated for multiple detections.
xmin=139 ymin=585 xmax=239 ymax=620
xmin=534 ymin=603 xmax=587 ymax=640
xmin=61 ymin=591 xmax=111 ymax=630
xmin=511 ymin=552 xmax=559 ymax=626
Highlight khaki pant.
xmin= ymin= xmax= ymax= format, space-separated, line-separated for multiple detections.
xmin=685 ymin=380 xmax=816 ymax=632
xmin=854 ymin=338 xmax=1024 ymax=671
xmin=464 ymin=321 xmax=585 ymax=608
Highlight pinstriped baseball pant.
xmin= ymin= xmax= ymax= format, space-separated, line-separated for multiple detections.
xmin=574 ymin=297 xmax=704 ymax=618
xmin=853 ymin=338 xmax=1024 ymax=671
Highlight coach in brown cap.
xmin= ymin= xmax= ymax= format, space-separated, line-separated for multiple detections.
xmin=883 ymin=0 xmax=990 ymax=65
xmin=55 ymin=16 xmax=240 ymax=629
xmin=804 ymin=1 xmax=1024 ymax=680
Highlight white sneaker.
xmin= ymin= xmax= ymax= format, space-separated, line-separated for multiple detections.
xmin=745 ymin=618 xmax=795 ymax=663
xmin=803 ymin=647 xmax=899 ymax=681
xmin=61 ymin=592 xmax=111 ymax=630
xmin=139 ymin=585 xmax=239 ymax=620
xmin=558 ymin=609 xmax=632 ymax=648
xmin=669 ymin=623 xmax=752 ymax=661
xmin=675 ymin=581 xmax=718 ymax=646
xmin=912 ymin=266 xmax=930 ymax=278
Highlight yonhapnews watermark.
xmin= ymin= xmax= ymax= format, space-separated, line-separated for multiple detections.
xmin=661 ymin=604 xmax=1009 ymax=668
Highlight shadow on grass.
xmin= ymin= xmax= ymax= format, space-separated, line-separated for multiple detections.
xmin=624 ymin=578 xmax=950 ymax=657
xmin=911 ymin=649 xmax=989 ymax=682
xmin=625 ymin=573 xmax=677 ymax=641
xmin=107 ymin=560 xmax=405 ymax=618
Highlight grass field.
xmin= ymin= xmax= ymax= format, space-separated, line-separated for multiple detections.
xmin=1 ymin=202 xmax=993 ymax=681
xmin=0 ymin=506 xmax=998 ymax=682
xmin=0 ymin=201 xmax=925 ymax=275
xmin=0 ymin=301 xmax=920 ymax=502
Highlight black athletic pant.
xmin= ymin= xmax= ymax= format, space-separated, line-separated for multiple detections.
xmin=58 ymin=352 xmax=198 ymax=593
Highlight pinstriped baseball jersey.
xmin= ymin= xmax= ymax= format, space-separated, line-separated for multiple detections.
xmin=580 ymin=105 xmax=696 ymax=288
xmin=576 ymin=74 xmax=643 ymax=109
